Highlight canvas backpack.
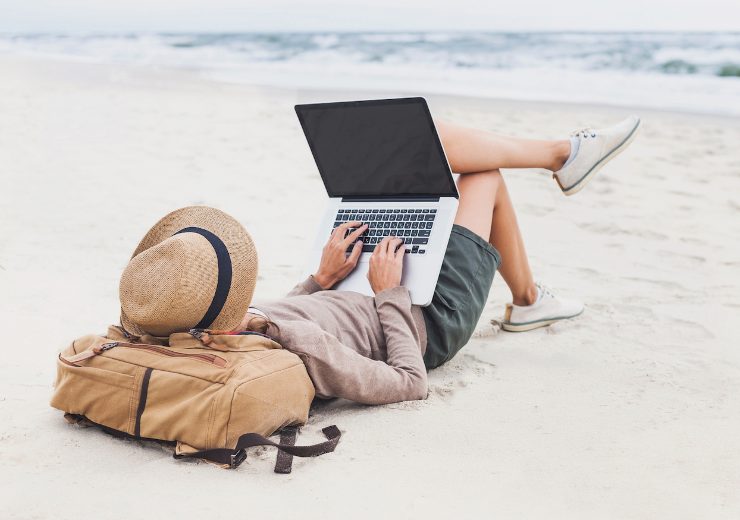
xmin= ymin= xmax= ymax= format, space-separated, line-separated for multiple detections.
xmin=50 ymin=325 xmax=340 ymax=472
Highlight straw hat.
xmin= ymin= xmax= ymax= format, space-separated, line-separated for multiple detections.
xmin=119 ymin=206 xmax=257 ymax=337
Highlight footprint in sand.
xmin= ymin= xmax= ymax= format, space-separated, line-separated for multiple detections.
xmin=633 ymin=228 xmax=669 ymax=241
xmin=572 ymin=266 xmax=601 ymax=279
xmin=668 ymin=189 xmax=694 ymax=199
xmin=620 ymin=275 xmax=690 ymax=294
xmin=428 ymin=382 xmax=457 ymax=398
xmin=520 ymin=203 xmax=553 ymax=217
xmin=473 ymin=322 xmax=500 ymax=338
xmin=609 ymin=303 xmax=658 ymax=320
xmin=657 ymin=249 xmax=707 ymax=268
xmin=679 ymin=236 xmax=707 ymax=246
xmin=579 ymin=222 xmax=669 ymax=242
xmin=643 ymin=171 xmax=666 ymax=181
xmin=665 ymin=318 xmax=715 ymax=341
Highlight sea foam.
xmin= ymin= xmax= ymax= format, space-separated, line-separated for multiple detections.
xmin=1 ymin=32 xmax=738 ymax=115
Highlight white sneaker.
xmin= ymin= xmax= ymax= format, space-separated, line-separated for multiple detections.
xmin=554 ymin=115 xmax=641 ymax=196
xmin=501 ymin=283 xmax=584 ymax=332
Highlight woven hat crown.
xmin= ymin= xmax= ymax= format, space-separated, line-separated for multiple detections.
xmin=119 ymin=207 xmax=257 ymax=337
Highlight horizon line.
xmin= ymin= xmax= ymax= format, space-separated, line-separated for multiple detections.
xmin=2 ymin=28 xmax=740 ymax=35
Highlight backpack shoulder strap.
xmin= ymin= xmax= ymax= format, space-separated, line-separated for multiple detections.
xmin=173 ymin=425 xmax=341 ymax=473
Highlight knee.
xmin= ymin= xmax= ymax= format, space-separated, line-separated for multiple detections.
xmin=456 ymin=169 xmax=502 ymax=195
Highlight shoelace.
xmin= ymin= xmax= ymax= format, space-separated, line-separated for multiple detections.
xmin=573 ymin=127 xmax=597 ymax=139
xmin=535 ymin=282 xmax=555 ymax=300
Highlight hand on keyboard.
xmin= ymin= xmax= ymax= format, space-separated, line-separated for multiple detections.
xmin=313 ymin=221 xmax=367 ymax=289
xmin=333 ymin=208 xmax=436 ymax=256
xmin=368 ymin=236 xmax=405 ymax=294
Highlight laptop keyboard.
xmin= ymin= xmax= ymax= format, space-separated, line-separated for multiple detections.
xmin=333 ymin=208 xmax=436 ymax=255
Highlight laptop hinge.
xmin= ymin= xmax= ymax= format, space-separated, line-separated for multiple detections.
xmin=341 ymin=196 xmax=440 ymax=203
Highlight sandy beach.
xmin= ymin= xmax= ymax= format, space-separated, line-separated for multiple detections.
xmin=1 ymin=54 xmax=739 ymax=518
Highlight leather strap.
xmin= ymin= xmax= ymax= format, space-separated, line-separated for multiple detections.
xmin=59 ymin=350 xmax=96 ymax=365
xmin=173 ymin=425 xmax=341 ymax=471
xmin=274 ymin=426 xmax=298 ymax=474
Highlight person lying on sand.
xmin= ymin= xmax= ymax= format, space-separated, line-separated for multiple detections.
xmin=121 ymin=115 xmax=640 ymax=406
xmin=235 ymin=116 xmax=640 ymax=404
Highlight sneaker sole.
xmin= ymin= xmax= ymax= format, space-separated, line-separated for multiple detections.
xmin=501 ymin=309 xmax=584 ymax=332
xmin=554 ymin=118 xmax=641 ymax=196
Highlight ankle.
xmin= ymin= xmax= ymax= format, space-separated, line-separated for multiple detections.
xmin=550 ymin=140 xmax=571 ymax=171
xmin=512 ymin=284 xmax=539 ymax=306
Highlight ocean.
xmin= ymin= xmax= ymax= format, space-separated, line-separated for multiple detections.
xmin=2 ymin=32 xmax=739 ymax=115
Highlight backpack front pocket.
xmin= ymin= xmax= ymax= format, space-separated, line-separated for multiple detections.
xmin=50 ymin=361 xmax=136 ymax=434
xmin=135 ymin=369 xmax=222 ymax=449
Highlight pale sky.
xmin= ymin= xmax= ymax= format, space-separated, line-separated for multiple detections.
xmin=2 ymin=0 xmax=740 ymax=33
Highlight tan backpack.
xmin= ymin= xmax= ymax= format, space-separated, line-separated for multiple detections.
xmin=50 ymin=326 xmax=340 ymax=472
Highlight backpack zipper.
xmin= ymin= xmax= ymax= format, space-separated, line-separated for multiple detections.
xmin=94 ymin=341 xmax=227 ymax=367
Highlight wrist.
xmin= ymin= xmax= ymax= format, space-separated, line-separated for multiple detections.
xmin=371 ymin=282 xmax=399 ymax=294
xmin=374 ymin=284 xmax=407 ymax=301
xmin=313 ymin=272 xmax=336 ymax=290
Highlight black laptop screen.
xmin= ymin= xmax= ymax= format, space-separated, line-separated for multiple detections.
xmin=295 ymin=98 xmax=457 ymax=198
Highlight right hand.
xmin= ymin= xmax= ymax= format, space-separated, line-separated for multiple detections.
xmin=368 ymin=236 xmax=405 ymax=294
xmin=313 ymin=221 xmax=367 ymax=289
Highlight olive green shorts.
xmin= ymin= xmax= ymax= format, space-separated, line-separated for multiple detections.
xmin=422 ymin=224 xmax=501 ymax=369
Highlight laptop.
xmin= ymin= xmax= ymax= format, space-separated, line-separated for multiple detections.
xmin=294 ymin=97 xmax=459 ymax=306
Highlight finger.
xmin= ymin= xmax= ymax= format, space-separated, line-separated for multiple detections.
xmin=342 ymin=223 xmax=368 ymax=246
xmin=333 ymin=221 xmax=363 ymax=241
xmin=346 ymin=239 xmax=363 ymax=266
xmin=388 ymin=236 xmax=403 ymax=256
xmin=375 ymin=236 xmax=393 ymax=257
xmin=390 ymin=237 xmax=404 ymax=256
xmin=332 ymin=219 xmax=360 ymax=236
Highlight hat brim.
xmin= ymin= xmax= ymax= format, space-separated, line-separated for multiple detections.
xmin=120 ymin=206 xmax=257 ymax=337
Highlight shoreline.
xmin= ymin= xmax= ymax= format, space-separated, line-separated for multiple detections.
xmin=3 ymin=50 xmax=740 ymax=123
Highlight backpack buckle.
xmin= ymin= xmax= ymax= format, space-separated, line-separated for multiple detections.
xmin=230 ymin=449 xmax=247 ymax=469
xmin=188 ymin=329 xmax=205 ymax=340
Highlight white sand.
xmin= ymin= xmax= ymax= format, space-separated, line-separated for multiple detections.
xmin=1 ymin=54 xmax=739 ymax=519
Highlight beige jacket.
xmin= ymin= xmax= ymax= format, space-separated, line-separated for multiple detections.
xmin=254 ymin=276 xmax=428 ymax=405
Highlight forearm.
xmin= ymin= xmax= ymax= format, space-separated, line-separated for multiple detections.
xmin=310 ymin=355 xmax=428 ymax=405
xmin=279 ymin=319 xmax=428 ymax=405
xmin=373 ymin=286 xmax=428 ymax=399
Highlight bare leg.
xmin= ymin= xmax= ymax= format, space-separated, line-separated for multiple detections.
xmin=487 ymin=174 xmax=538 ymax=305
xmin=435 ymin=119 xmax=571 ymax=174
xmin=454 ymin=170 xmax=537 ymax=306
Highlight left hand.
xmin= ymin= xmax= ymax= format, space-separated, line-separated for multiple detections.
xmin=313 ymin=221 xmax=367 ymax=289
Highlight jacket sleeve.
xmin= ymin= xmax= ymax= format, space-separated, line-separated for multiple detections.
xmin=286 ymin=275 xmax=324 ymax=297
xmin=274 ymin=287 xmax=428 ymax=405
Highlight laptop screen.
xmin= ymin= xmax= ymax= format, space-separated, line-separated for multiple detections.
xmin=295 ymin=98 xmax=457 ymax=198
